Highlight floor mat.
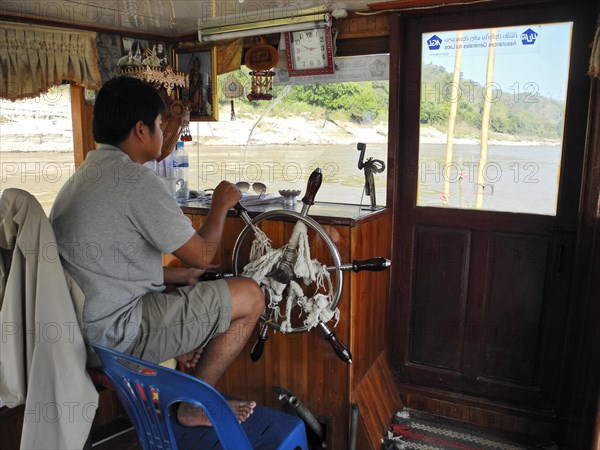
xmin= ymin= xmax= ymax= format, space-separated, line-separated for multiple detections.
xmin=382 ymin=409 xmax=538 ymax=450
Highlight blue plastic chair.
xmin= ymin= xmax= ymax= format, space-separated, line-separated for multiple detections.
xmin=91 ymin=344 xmax=308 ymax=450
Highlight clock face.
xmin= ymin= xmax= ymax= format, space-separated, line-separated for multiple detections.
xmin=285 ymin=27 xmax=334 ymax=77
xmin=291 ymin=29 xmax=328 ymax=69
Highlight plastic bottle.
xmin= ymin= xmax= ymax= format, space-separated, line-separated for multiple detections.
xmin=172 ymin=141 xmax=189 ymax=201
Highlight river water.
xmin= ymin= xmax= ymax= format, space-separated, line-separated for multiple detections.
xmin=0 ymin=144 xmax=389 ymax=214
xmin=0 ymin=143 xmax=559 ymax=216
xmin=418 ymin=143 xmax=562 ymax=216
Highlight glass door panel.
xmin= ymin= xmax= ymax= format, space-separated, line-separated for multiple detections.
xmin=417 ymin=23 xmax=573 ymax=215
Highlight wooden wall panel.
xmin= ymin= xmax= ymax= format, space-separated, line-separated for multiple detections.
xmin=335 ymin=13 xmax=390 ymax=56
xmin=350 ymin=214 xmax=392 ymax=388
xmin=337 ymin=14 xmax=390 ymax=39
xmin=350 ymin=214 xmax=402 ymax=449
xmin=353 ymin=353 xmax=402 ymax=450
xmin=481 ymin=233 xmax=550 ymax=384
xmin=410 ymin=226 xmax=470 ymax=371
xmin=70 ymin=85 xmax=95 ymax=166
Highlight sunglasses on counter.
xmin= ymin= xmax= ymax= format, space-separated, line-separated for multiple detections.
xmin=236 ymin=181 xmax=267 ymax=198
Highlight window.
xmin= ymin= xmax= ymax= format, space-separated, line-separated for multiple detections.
xmin=0 ymin=84 xmax=74 ymax=215
xmin=417 ymin=23 xmax=572 ymax=215
xmin=183 ymin=58 xmax=389 ymax=207
xmin=0 ymin=65 xmax=391 ymax=211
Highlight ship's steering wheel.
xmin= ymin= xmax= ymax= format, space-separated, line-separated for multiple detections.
xmin=231 ymin=168 xmax=390 ymax=363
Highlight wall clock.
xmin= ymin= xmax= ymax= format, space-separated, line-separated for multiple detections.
xmin=284 ymin=27 xmax=334 ymax=77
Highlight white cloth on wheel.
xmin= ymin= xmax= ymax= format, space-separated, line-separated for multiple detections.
xmin=241 ymin=220 xmax=339 ymax=332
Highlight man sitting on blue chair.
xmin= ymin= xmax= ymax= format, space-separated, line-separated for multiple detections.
xmin=50 ymin=76 xmax=265 ymax=427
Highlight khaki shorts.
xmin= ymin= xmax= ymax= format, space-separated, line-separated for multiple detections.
xmin=126 ymin=279 xmax=232 ymax=364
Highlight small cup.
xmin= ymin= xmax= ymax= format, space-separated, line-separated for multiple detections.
xmin=279 ymin=189 xmax=301 ymax=205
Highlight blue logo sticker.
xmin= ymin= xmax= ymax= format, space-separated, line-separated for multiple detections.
xmin=520 ymin=28 xmax=538 ymax=45
xmin=427 ymin=35 xmax=442 ymax=50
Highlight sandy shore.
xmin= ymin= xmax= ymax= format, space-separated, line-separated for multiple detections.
xmin=0 ymin=116 xmax=557 ymax=151
xmin=0 ymin=93 xmax=558 ymax=151
xmin=1 ymin=91 xmax=74 ymax=152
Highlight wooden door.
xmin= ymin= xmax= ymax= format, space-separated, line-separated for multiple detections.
xmin=388 ymin=0 xmax=595 ymax=428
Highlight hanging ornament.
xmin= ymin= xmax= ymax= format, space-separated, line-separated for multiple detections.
xmin=244 ymin=39 xmax=279 ymax=102
xmin=221 ymin=73 xmax=244 ymax=120
xmin=247 ymin=70 xmax=276 ymax=101
xmin=179 ymin=108 xmax=192 ymax=142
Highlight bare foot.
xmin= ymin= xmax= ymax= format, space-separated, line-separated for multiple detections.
xmin=175 ymin=349 xmax=203 ymax=369
xmin=177 ymin=400 xmax=256 ymax=427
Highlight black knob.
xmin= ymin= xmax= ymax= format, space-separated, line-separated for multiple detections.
xmin=351 ymin=257 xmax=391 ymax=272
xmin=301 ymin=168 xmax=323 ymax=206
xmin=250 ymin=333 xmax=268 ymax=361
xmin=324 ymin=329 xmax=352 ymax=363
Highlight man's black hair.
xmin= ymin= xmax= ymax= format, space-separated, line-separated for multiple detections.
xmin=92 ymin=76 xmax=166 ymax=146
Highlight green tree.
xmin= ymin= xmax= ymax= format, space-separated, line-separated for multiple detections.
xmin=289 ymin=82 xmax=385 ymax=123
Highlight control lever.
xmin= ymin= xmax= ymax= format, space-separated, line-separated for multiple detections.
xmin=357 ymin=142 xmax=385 ymax=209
xmin=234 ymin=201 xmax=253 ymax=226
xmin=250 ymin=323 xmax=269 ymax=361
xmin=319 ymin=322 xmax=352 ymax=363
xmin=250 ymin=300 xmax=274 ymax=361
xmin=300 ymin=168 xmax=323 ymax=217
xmin=338 ymin=257 xmax=391 ymax=272
xmin=234 ymin=201 xmax=276 ymax=361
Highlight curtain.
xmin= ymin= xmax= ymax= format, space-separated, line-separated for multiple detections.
xmin=590 ymin=21 xmax=600 ymax=78
xmin=0 ymin=21 xmax=101 ymax=100
xmin=217 ymin=38 xmax=244 ymax=74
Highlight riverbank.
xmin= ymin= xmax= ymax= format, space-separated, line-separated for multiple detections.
xmin=1 ymin=92 xmax=559 ymax=151
xmin=419 ymin=125 xmax=560 ymax=147
xmin=0 ymin=117 xmax=557 ymax=152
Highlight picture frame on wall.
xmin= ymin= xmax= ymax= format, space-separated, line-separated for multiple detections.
xmin=143 ymin=41 xmax=171 ymax=68
xmin=119 ymin=37 xmax=148 ymax=67
xmin=174 ymin=44 xmax=218 ymax=121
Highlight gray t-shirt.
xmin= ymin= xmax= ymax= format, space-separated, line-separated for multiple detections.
xmin=50 ymin=145 xmax=196 ymax=351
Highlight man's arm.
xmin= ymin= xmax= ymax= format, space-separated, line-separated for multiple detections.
xmin=171 ymin=181 xmax=240 ymax=268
